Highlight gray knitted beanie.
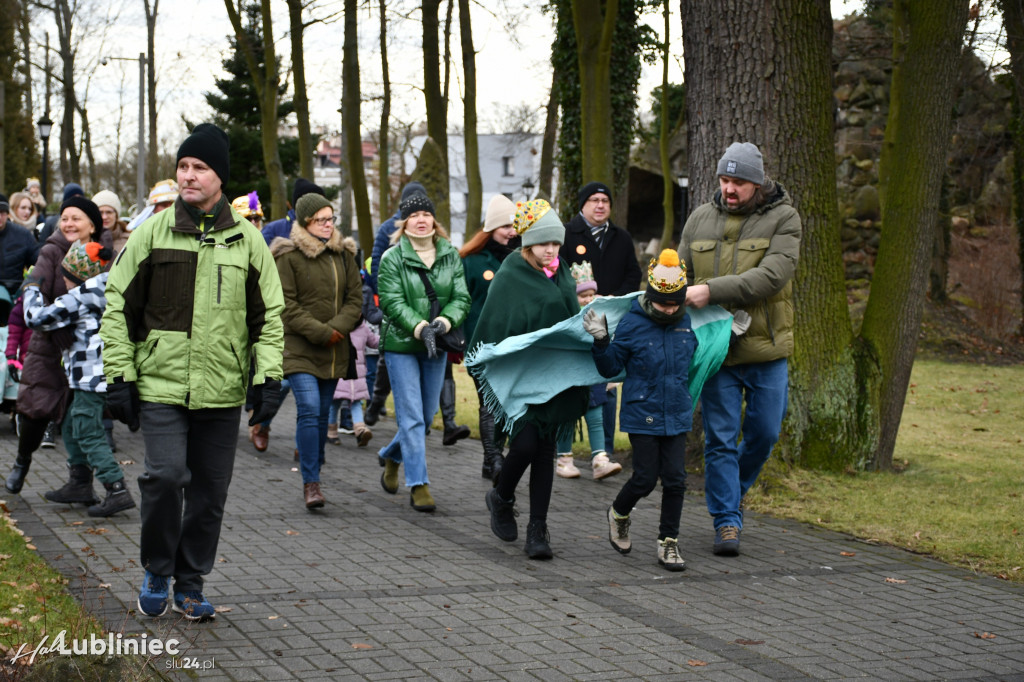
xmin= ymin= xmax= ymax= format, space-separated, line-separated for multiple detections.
xmin=716 ymin=142 xmax=764 ymax=185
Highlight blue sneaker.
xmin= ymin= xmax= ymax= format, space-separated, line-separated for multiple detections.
xmin=173 ymin=590 xmax=216 ymax=621
xmin=137 ymin=571 xmax=170 ymax=617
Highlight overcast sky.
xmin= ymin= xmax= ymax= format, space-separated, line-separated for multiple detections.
xmin=25 ymin=0 xmax=866 ymax=164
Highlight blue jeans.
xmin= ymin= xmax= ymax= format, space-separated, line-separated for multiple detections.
xmin=365 ymin=352 xmax=379 ymax=398
xmin=288 ymin=373 xmax=336 ymax=484
xmin=378 ymin=351 xmax=446 ymax=488
xmin=701 ymin=358 xmax=789 ymax=530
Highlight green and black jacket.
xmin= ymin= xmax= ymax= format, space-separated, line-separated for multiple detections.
xmin=100 ymin=197 xmax=285 ymax=408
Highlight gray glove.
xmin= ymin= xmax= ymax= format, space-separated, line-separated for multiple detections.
xmin=731 ymin=310 xmax=752 ymax=337
xmin=583 ymin=309 xmax=608 ymax=341
xmin=427 ymin=318 xmax=447 ymax=337
xmin=421 ymin=323 xmax=439 ymax=359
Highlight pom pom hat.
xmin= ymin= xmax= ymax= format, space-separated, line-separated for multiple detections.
xmin=513 ymin=199 xmax=565 ymax=247
xmin=61 ymin=240 xmax=113 ymax=285
xmin=645 ymin=249 xmax=687 ymax=305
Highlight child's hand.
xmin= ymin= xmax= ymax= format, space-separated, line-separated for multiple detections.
xmin=583 ymin=309 xmax=608 ymax=341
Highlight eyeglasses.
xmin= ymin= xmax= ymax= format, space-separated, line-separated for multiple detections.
xmin=586 ymin=196 xmax=610 ymax=206
xmin=311 ymin=216 xmax=335 ymax=227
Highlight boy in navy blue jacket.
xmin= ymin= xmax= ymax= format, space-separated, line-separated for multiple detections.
xmin=585 ymin=249 xmax=695 ymax=571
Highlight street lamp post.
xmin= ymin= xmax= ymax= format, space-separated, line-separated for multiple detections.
xmin=37 ymin=115 xmax=53 ymax=217
xmin=103 ymin=53 xmax=147 ymax=214
xmin=522 ymin=177 xmax=535 ymax=201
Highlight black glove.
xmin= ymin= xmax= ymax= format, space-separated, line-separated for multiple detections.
xmin=420 ymin=323 xmax=439 ymax=359
xmin=249 ymin=379 xmax=283 ymax=426
xmin=427 ymin=318 xmax=447 ymax=337
xmin=106 ymin=381 xmax=141 ymax=432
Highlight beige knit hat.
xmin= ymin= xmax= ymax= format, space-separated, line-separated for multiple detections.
xmin=92 ymin=190 xmax=122 ymax=216
xmin=483 ymin=194 xmax=516 ymax=232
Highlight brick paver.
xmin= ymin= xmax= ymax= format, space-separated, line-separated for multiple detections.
xmin=4 ymin=399 xmax=1023 ymax=680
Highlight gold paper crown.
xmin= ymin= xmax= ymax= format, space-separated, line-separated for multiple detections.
xmin=647 ymin=249 xmax=686 ymax=293
xmin=569 ymin=260 xmax=595 ymax=287
xmin=512 ymin=199 xmax=552 ymax=234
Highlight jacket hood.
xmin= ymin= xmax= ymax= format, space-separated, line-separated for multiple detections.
xmin=270 ymin=223 xmax=345 ymax=259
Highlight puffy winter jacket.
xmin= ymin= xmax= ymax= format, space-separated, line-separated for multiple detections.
xmin=377 ymin=235 xmax=470 ymax=354
xmin=592 ymin=298 xmax=697 ymax=436
xmin=271 ymin=224 xmax=363 ymax=379
xmin=101 ymin=198 xmax=284 ymax=408
xmin=680 ymin=183 xmax=800 ymax=365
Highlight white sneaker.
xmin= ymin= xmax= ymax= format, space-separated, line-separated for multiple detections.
xmin=555 ymin=455 xmax=580 ymax=478
xmin=591 ymin=452 xmax=622 ymax=480
xmin=658 ymin=537 xmax=686 ymax=571
xmin=607 ymin=506 xmax=631 ymax=554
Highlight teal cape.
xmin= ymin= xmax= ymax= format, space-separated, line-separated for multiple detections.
xmin=466 ymin=291 xmax=733 ymax=438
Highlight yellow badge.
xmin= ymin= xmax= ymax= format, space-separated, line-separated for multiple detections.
xmin=576 ymin=244 xmax=587 ymax=255
xmin=483 ymin=269 xmax=494 ymax=281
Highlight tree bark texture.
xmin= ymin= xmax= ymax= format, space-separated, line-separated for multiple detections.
xmin=422 ymin=0 xmax=450 ymax=226
xmin=459 ymin=0 xmax=481 ymax=237
xmin=539 ymin=71 xmax=558 ymax=203
xmin=863 ymin=0 xmax=968 ymax=469
xmin=571 ymin=0 xmax=617 ymax=186
xmin=659 ymin=0 xmax=673 ymax=249
xmin=54 ymin=0 xmax=79 ymax=183
xmin=379 ymin=0 xmax=392 ymax=220
xmin=144 ymin=0 xmax=159 ymax=188
xmin=287 ymin=0 xmax=315 ymax=182
xmin=343 ymin=0 xmax=374 ymax=255
xmin=224 ymin=0 xmax=287 ymax=219
xmin=999 ymin=0 xmax=1024 ymax=335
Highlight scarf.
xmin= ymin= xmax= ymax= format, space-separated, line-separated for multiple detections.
xmin=639 ymin=293 xmax=686 ymax=324
xmin=483 ymin=237 xmax=514 ymax=262
xmin=183 ymin=195 xmax=228 ymax=232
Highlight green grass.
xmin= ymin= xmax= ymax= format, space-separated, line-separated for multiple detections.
xmin=746 ymin=359 xmax=1024 ymax=582
xmin=0 ymin=503 xmax=103 ymax=665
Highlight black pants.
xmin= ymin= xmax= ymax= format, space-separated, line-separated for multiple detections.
xmin=495 ymin=422 xmax=554 ymax=523
xmin=138 ymin=402 xmax=240 ymax=591
xmin=612 ymin=432 xmax=688 ymax=540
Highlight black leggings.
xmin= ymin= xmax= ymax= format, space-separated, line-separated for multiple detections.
xmin=18 ymin=415 xmax=50 ymax=460
xmin=495 ymin=422 xmax=555 ymax=523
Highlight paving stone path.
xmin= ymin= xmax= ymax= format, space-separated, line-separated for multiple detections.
xmin=3 ymin=399 xmax=1023 ymax=680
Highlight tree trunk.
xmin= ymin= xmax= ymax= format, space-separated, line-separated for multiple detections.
xmin=224 ymin=0 xmax=287 ymax=219
xmin=999 ymin=0 xmax=1024 ymax=336
xmin=862 ymin=0 xmax=968 ymax=469
xmin=344 ymin=0 xmax=374 ymax=255
xmin=18 ymin=1 xmax=31 ymax=116
xmin=571 ymin=0 xmax=617 ymax=185
xmin=287 ymin=0 xmax=314 ymax=181
xmin=659 ymin=0 xmax=673 ymax=249
xmin=54 ymin=0 xmax=79 ymax=183
xmin=422 ymin=0 xmax=450 ymax=226
xmin=539 ymin=71 xmax=558 ymax=202
xmin=143 ymin=0 xmax=159 ymax=189
xmin=459 ymin=0 xmax=481 ymax=238
xmin=378 ymin=0 xmax=392 ymax=219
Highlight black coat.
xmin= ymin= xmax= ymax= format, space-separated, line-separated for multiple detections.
xmin=559 ymin=213 xmax=642 ymax=296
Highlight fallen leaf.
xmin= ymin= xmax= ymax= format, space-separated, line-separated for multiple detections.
xmin=351 ymin=643 xmax=373 ymax=650
xmin=913 ymin=531 xmax=921 ymax=540
xmin=839 ymin=551 xmax=856 ymax=557
xmin=735 ymin=639 xmax=765 ymax=646
xmin=285 ymin=530 xmax=300 ymax=536
xmin=119 ymin=459 xmax=135 ymax=466
xmin=85 ymin=527 xmax=109 ymax=535
xmin=70 ymin=521 xmax=84 ymax=526
xmin=687 ymin=659 xmax=707 ymax=667
xmin=214 ymin=606 xmax=232 ymax=613
xmin=268 ymin=615 xmax=279 ymax=620
xmin=2 ymin=581 xmax=17 ymax=588
xmin=885 ymin=577 xmax=907 ymax=584
xmin=974 ymin=631 xmax=996 ymax=639
xmin=25 ymin=544 xmax=36 ymax=550
xmin=98 ymin=583 xmax=111 ymax=589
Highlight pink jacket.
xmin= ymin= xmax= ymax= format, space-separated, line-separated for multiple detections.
xmin=6 ymin=297 xmax=32 ymax=363
xmin=333 ymin=321 xmax=379 ymax=402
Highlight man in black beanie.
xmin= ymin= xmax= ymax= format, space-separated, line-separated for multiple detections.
xmin=559 ymin=180 xmax=642 ymax=465
xmin=101 ymin=122 xmax=285 ymax=622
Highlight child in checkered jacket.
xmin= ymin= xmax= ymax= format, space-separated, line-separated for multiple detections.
xmin=23 ymin=240 xmax=136 ymax=517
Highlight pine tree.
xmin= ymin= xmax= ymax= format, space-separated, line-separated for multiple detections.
xmin=204 ymin=3 xmax=299 ymax=212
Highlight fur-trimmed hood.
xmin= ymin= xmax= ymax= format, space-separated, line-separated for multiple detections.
xmin=270 ymin=222 xmax=345 ymax=259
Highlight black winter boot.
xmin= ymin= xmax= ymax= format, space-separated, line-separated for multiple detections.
xmin=440 ymin=373 xmax=469 ymax=446
xmin=478 ymin=406 xmax=504 ymax=483
xmin=5 ymin=455 xmax=32 ymax=494
xmin=88 ymin=479 xmax=136 ymax=517
xmin=524 ymin=519 xmax=553 ymax=560
xmin=45 ymin=464 xmax=99 ymax=505
xmin=364 ymin=355 xmax=390 ymax=426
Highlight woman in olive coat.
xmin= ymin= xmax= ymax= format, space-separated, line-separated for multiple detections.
xmin=271 ymin=194 xmax=362 ymax=510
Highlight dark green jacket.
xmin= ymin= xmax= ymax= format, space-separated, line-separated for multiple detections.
xmin=271 ymin=224 xmax=363 ymax=379
xmin=378 ymin=235 xmax=471 ymax=354
xmin=680 ymin=182 xmax=801 ymax=365
xmin=461 ymin=240 xmax=512 ymax=341
xmin=101 ymin=197 xmax=284 ymax=408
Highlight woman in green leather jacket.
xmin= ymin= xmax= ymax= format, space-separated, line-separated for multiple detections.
xmin=375 ymin=192 xmax=470 ymax=512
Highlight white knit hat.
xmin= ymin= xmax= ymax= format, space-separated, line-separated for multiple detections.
xmin=483 ymin=194 xmax=516 ymax=232
xmin=147 ymin=179 xmax=179 ymax=206
xmin=92 ymin=190 xmax=122 ymax=216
